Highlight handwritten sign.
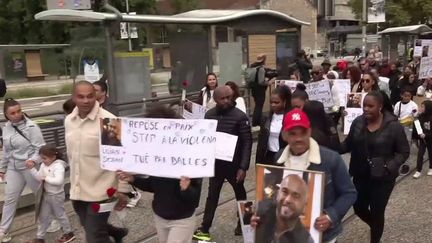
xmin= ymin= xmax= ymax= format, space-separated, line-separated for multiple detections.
xmin=305 ymin=80 xmax=334 ymax=108
xmin=183 ymin=100 xmax=207 ymax=119
xmin=276 ymin=80 xmax=303 ymax=93
xmin=419 ymin=56 xmax=432 ymax=79
xmin=344 ymin=108 xmax=363 ymax=135
xmin=215 ymin=132 xmax=238 ymax=161
xmin=99 ymin=118 xmax=218 ymax=178
xmin=333 ymin=79 xmax=351 ymax=108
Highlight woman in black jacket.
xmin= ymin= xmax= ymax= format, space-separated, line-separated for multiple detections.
xmin=117 ymin=105 xmax=202 ymax=243
xmin=256 ymin=86 xmax=291 ymax=164
xmin=340 ymin=91 xmax=410 ymax=243
xmin=388 ymin=62 xmax=402 ymax=105
xmin=413 ymin=100 xmax=432 ymax=178
xmin=303 ymin=100 xmax=341 ymax=151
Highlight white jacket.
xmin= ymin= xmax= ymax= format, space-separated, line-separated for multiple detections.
xmin=30 ymin=159 xmax=66 ymax=195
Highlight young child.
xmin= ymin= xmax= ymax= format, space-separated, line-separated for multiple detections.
xmin=26 ymin=145 xmax=75 ymax=243
xmin=394 ymin=88 xmax=418 ymax=125
xmin=413 ymin=100 xmax=432 ymax=178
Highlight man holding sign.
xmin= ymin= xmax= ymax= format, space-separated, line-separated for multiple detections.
xmin=65 ymin=81 xmax=130 ymax=243
xmin=194 ymin=86 xmax=253 ymax=241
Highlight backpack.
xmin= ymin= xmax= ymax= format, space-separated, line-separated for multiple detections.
xmin=243 ymin=66 xmax=262 ymax=88
xmin=0 ymin=79 xmax=6 ymax=98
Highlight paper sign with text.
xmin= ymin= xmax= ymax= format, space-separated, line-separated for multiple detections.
xmin=333 ymin=79 xmax=351 ymax=108
xmin=305 ymin=80 xmax=334 ymax=108
xmin=344 ymin=108 xmax=363 ymax=135
xmin=183 ymin=100 xmax=207 ymax=119
xmin=419 ymin=56 xmax=432 ymax=79
xmin=99 ymin=118 xmax=218 ymax=178
xmin=215 ymin=132 xmax=238 ymax=162
xmin=276 ymin=80 xmax=303 ymax=93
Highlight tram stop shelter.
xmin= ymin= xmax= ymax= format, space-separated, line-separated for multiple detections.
xmin=379 ymin=24 xmax=432 ymax=64
xmin=35 ymin=9 xmax=309 ymax=115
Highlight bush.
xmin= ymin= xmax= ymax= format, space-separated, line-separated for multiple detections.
xmin=5 ymin=83 xmax=73 ymax=99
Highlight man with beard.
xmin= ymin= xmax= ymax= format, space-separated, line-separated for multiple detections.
xmin=255 ymin=174 xmax=313 ymax=243
xmin=193 ymin=86 xmax=252 ymax=241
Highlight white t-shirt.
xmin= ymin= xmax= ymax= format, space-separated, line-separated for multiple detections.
xmin=284 ymin=150 xmax=310 ymax=171
xmin=267 ymin=114 xmax=284 ymax=152
xmin=30 ymin=160 xmax=66 ymax=195
xmin=394 ymin=100 xmax=418 ymax=120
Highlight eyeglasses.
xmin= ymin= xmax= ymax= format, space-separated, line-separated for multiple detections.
xmin=362 ymin=79 xmax=372 ymax=83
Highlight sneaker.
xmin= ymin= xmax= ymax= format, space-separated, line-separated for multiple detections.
xmin=193 ymin=229 xmax=211 ymax=241
xmin=47 ymin=219 xmax=61 ymax=233
xmin=428 ymin=169 xmax=432 ymax=176
xmin=56 ymin=232 xmax=75 ymax=243
xmin=234 ymin=224 xmax=242 ymax=236
xmin=0 ymin=232 xmax=12 ymax=243
xmin=26 ymin=239 xmax=45 ymax=243
xmin=126 ymin=191 xmax=141 ymax=208
xmin=413 ymin=171 xmax=421 ymax=179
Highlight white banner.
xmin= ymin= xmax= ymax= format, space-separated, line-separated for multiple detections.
xmin=414 ymin=39 xmax=432 ymax=57
xmin=419 ymin=56 xmax=432 ymax=79
xmin=344 ymin=108 xmax=363 ymax=135
xmin=305 ymin=80 xmax=334 ymax=108
xmin=183 ymin=100 xmax=207 ymax=119
xmin=215 ymin=132 xmax=238 ymax=162
xmin=99 ymin=118 xmax=218 ymax=178
xmin=333 ymin=79 xmax=351 ymax=108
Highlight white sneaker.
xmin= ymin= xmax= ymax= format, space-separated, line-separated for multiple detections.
xmin=413 ymin=171 xmax=421 ymax=179
xmin=427 ymin=169 xmax=432 ymax=176
xmin=127 ymin=191 xmax=142 ymax=208
xmin=0 ymin=232 xmax=12 ymax=243
xmin=46 ymin=219 xmax=61 ymax=233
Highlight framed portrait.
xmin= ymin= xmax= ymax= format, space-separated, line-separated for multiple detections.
xmin=255 ymin=164 xmax=325 ymax=243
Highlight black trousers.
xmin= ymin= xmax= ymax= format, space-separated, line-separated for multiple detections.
xmin=352 ymin=177 xmax=395 ymax=243
xmin=416 ymin=139 xmax=432 ymax=172
xmin=201 ymin=169 xmax=247 ymax=232
xmin=72 ymin=200 xmax=113 ymax=243
xmin=251 ymin=85 xmax=268 ymax=126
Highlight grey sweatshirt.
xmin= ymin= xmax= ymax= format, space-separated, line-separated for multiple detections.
xmin=0 ymin=117 xmax=45 ymax=172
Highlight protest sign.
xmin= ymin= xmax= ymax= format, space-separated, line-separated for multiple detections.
xmin=276 ymin=80 xmax=303 ymax=93
xmin=237 ymin=201 xmax=255 ymax=243
xmin=333 ymin=79 xmax=351 ymax=108
xmin=99 ymin=117 xmax=218 ymax=178
xmin=305 ymin=80 xmax=334 ymax=108
xmin=344 ymin=108 xmax=363 ymax=135
xmin=419 ymin=56 xmax=432 ymax=79
xmin=415 ymin=40 xmax=432 ymax=57
xmin=255 ymin=165 xmax=324 ymax=243
xmin=183 ymin=100 xmax=207 ymax=119
xmin=414 ymin=120 xmax=423 ymax=135
xmin=215 ymin=132 xmax=238 ymax=162
xmin=346 ymin=92 xmax=365 ymax=108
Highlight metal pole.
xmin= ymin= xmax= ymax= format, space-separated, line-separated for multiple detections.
xmin=104 ymin=22 xmax=118 ymax=105
xmin=362 ymin=0 xmax=367 ymax=57
xmin=126 ymin=0 xmax=132 ymax=52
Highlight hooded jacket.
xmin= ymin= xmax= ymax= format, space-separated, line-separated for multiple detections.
xmin=340 ymin=111 xmax=410 ymax=179
xmin=0 ymin=117 xmax=45 ymax=172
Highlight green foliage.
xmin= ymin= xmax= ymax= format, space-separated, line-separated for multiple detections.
xmin=171 ymin=0 xmax=200 ymax=13
xmin=348 ymin=0 xmax=432 ymax=27
xmin=5 ymin=83 xmax=73 ymax=99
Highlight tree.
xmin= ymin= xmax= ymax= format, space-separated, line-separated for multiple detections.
xmin=171 ymin=0 xmax=201 ymax=13
xmin=348 ymin=0 xmax=432 ymax=27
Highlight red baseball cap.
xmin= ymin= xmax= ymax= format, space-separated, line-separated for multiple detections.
xmin=283 ymin=109 xmax=311 ymax=131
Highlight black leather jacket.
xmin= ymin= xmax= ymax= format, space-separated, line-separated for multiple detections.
xmin=256 ymin=113 xmax=286 ymax=164
xmin=340 ymin=111 xmax=410 ymax=179
xmin=205 ymin=105 xmax=253 ymax=171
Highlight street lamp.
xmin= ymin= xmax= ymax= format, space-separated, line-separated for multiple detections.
xmin=362 ymin=0 xmax=367 ymax=57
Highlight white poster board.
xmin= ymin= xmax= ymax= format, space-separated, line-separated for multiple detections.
xmin=99 ymin=118 xmax=218 ymax=178
xmin=183 ymin=100 xmax=208 ymax=119
xmin=419 ymin=56 xmax=432 ymax=79
xmin=333 ymin=79 xmax=351 ymax=108
xmin=414 ymin=120 xmax=424 ymax=135
xmin=344 ymin=108 xmax=363 ymax=135
xmin=305 ymin=80 xmax=334 ymax=108
xmin=276 ymin=80 xmax=303 ymax=93
xmin=83 ymin=60 xmax=100 ymax=82
xmin=215 ymin=132 xmax=238 ymax=162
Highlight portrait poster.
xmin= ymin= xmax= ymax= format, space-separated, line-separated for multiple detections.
xmin=346 ymin=92 xmax=366 ymax=108
xmin=183 ymin=99 xmax=207 ymax=119
xmin=255 ymin=165 xmax=324 ymax=243
xmin=344 ymin=108 xmax=364 ymax=135
xmin=237 ymin=200 xmax=256 ymax=243
xmin=99 ymin=117 xmax=218 ymax=178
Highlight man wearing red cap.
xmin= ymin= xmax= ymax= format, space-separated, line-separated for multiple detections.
xmin=275 ymin=109 xmax=357 ymax=243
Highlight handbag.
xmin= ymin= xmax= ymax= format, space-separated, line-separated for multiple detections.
xmin=364 ymin=129 xmax=389 ymax=178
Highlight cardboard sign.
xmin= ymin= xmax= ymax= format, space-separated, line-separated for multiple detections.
xmin=305 ymin=80 xmax=334 ymax=108
xmin=419 ymin=56 xmax=432 ymax=79
xmin=99 ymin=118 xmax=218 ymax=178
xmin=344 ymin=108 xmax=363 ymax=135
xmin=333 ymin=79 xmax=351 ymax=108
xmin=183 ymin=100 xmax=207 ymax=119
